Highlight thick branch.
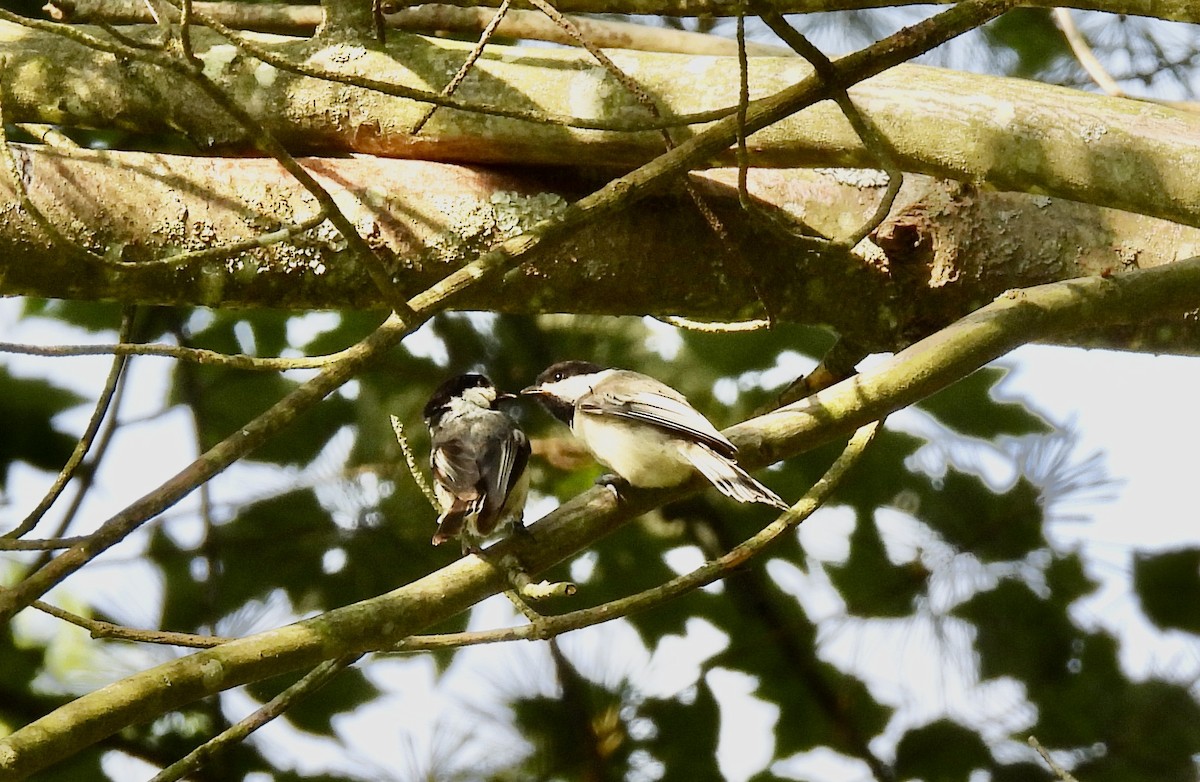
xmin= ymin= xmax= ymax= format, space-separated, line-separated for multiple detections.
xmin=3 ymin=22 xmax=1200 ymax=228
xmin=47 ymin=0 xmax=792 ymax=54
xmin=3 ymin=147 xmax=1200 ymax=352
xmin=2 ymin=256 xmax=1199 ymax=780
xmin=43 ymin=0 xmax=1200 ymax=24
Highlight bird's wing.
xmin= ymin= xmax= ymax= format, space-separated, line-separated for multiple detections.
xmin=430 ymin=434 xmax=485 ymax=508
xmin=579 ymin=372 xmax=737 ymax=458
xmin=478 ymin=424 xmax=531 ymax=532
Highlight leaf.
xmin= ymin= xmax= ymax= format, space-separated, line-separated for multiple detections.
xmin=0 ymin=367 xmax=84 ymax=489
xmin=894 ymin=719 xmax=992 ymax=782
xmin=827 ymin=513 xmax=928 ymax=618
xmin=1071 ymin=679 xmax=1200 ymax=782
xmin=1133 ymin=548 xmax=1200 ymax=634
xmin=1045 ymin=551 xmax=1100 ymax=604
xmin=639 ymin=679 xmax=721 ymax=777
xmin=824 ymin=427 xmax=925 ymax=515
xmin=1031 ymin=631 xmax=1123 ymax=746
xmin=21 ymin=299 xmax=123 ymax=333
xmin=990 ymin=761 xmax=1054 ymax=782
xmin=700 ymin=537 xmax=891 ymax=758
xmin=917 ymin=366 xmax=1051 ymax=439
xmin=916 ymin=471 xmax=1045 ymax=562
xmin=953 ymin=580 xmax=1074 ymax=685
xmin=983 ymin=8 xmax=1071 ymax=78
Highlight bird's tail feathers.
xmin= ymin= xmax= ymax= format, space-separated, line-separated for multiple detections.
xmin=432 ymin=496 xmax=484 ymax=545
xmin=684 ymin=444 xmax=789 ymax=510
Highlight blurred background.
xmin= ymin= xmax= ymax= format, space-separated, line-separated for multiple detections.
xmin=2 ymin=5 xmax=1200 ymax=781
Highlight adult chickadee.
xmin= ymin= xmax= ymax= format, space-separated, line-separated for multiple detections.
xmin=423 ymin=373 xmax=531 ymax=551
xmin=522 ymin=361 xmax=788 ymax=510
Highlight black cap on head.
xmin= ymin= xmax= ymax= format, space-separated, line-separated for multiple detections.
xmin=532 ymin=360 xmax=604 ymax=387
xmin=423 ymin=373 xmax=493 ymax=421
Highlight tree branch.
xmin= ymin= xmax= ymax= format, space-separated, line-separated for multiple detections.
xmin=40 ymin=0 xmax=1200 ymax=24
xmin=3 ymin=148 xmax=1200 ymax=353
xmin=2 ymin=254 xmax=1199 ymax=780
xmin=4 ymin=20 xmax=1198 ymax=229
xmin=49 ymin=0 xmax=793 ymax=54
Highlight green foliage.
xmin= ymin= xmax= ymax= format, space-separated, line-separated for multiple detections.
xmin=917 ymin=367 xmax=1050 ymax=439
xmin=1133 ymin=547 xmax=1200 ymax=633
xmin=0 ymin=367 xmax=82 ymax=489
xmin=954 ymin=580 xmax=1077 ymax=685
xmin=894 ymin=719 xmax=992 ymax=782
xmin=828 ymin=513 xmax=928 ymax=617
xmin=5 ymin=297 xmax=1195 ymax=782
xmin=916 ymin=471 xmax=1046 ymax=561
xmin=982 ymin=8 xmax=1071 ymax=78
xmin=246 ymin=666 xmax=380 ymax=735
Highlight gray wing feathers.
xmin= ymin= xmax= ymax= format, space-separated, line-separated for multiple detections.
xmin=582 ymin=372 xmax=737 ymax=458
xmin=682 ymin=442 xmax=789 ymax=510
xmin=430 ymin=413 xmax=529 ymax=541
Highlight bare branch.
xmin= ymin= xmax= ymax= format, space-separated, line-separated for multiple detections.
xmin=32 ymin=600 xmax=231 ymax=648
xmin=39 ymin=0 xmax=1200 ymax=24
xmin=149 ymin=655 xmax=362 ymax=782
xmin=0 ymin=340 xmax=349 ymax=370
xmin=1028 ymin=736 xmax=1082 ymax=782
xmin=3 ymin=309 xmax=135 ymax=539
xmin=4 ymin=250 xmax=1197 ymax=779
xmin=46 ymin=0 xmax=793 ymax=53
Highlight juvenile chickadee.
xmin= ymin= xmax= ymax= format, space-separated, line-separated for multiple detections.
xmin=423 ymin=373 xmax=531 ymax=551
xmin=522 ymin=361 xmax=788 ymax=510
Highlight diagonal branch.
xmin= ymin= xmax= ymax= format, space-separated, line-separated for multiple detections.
xmin=3 ymin=309 xmax=135 ymax=539
xmin=2 ymin=253 xmax=1198 ymax=780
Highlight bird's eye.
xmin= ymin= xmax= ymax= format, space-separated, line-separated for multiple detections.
xmin=553 ymin=372 xmax=564 ymax=381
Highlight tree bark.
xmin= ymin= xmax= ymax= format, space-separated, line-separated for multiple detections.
xmin=3 ymin=21 xmax=1199 ymax=229
xmin=3 ymin=146 xmax=1199 ymax=352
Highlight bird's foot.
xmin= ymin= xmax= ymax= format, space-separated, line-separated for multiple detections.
xmin=595 ymin=473 xmax=627 ymax=501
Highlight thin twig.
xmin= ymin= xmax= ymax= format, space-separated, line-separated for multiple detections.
xmin=1053 ymin=8 xmax=1123 ymax=97
xmin=33 ymin=600 xmax=231 ymax=648
xmin=410 ymin=0 xmax=513 ymax=135
xmin=0 ymin=79 xmax=108 ymax=265
xmin=170 ymin=56 xmax=417 ymax=321
xmin=1028 ymin=736 xmax=1081 ymax=782
xmin=144 ymin=1 xmax=725 ymax=133
xmin=177 ymin=0 xmax=195 ymax=61
xmin=660 ymin=315 xmax=771 ymax=332
xmin=0 ymin=535 xmax=95 ymax=551
xmin=0 ymin=339 xmax=350 ymax=370
xmin=45 ymin=0 xmax=793 ymax=56
xmin=4 ymin=309 xmax=136 ymax=539
xmin=736 ymin=8 xmax=751 ymax=209
xmin=528 ymin=0 xmax=773 ymax=320
xmin=389 ymin=415 xmax=439 ymax=510
xmin=127 ymin=209 xmax=329 ymax=268
xmin=150 ymin=654 xmax=361 ymax=782
xmin=759 ymin=11 xmax=904 ymax=248
xmin=26 ymin=366 xmax=133 ymax=571
xmin=14 ymin=124 xmax=79 ymax=148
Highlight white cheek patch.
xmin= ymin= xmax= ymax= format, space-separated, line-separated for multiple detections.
xmin=541 ymin=370 xmax=614 ymax=404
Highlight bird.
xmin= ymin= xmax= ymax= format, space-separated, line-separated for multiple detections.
xmin=521 ymin=360 xmax=788 ymax=510
xmin=422 ymin=373 xmax=531 ymax=552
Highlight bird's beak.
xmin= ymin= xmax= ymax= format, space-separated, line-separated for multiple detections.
xmin=496 ymin=391 xmax=519 ymax=402
xmin=520 ymin=385 xmax=543 ymax=396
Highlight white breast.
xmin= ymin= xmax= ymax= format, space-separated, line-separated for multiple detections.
xmin=573 ymin=413 xmax=694 ymax=487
